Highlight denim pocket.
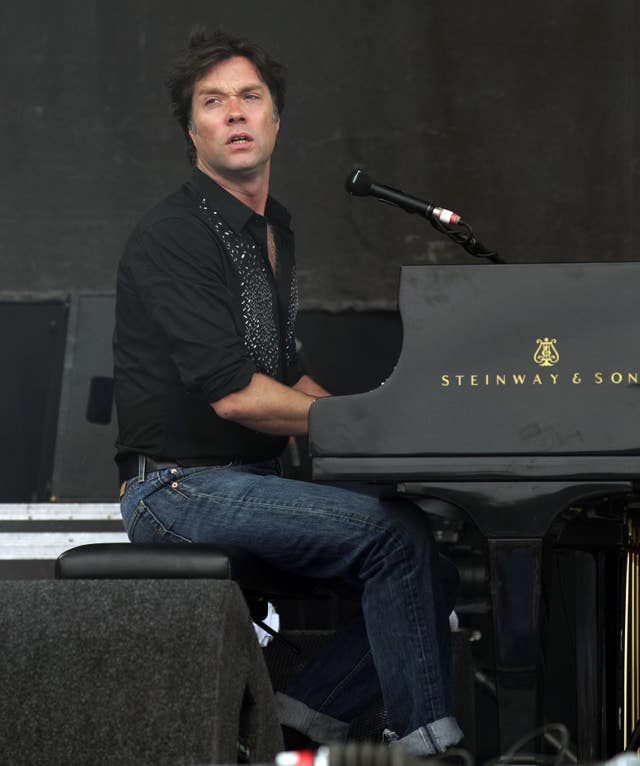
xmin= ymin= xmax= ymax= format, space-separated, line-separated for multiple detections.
xmin=128 ymin=499 xmax=193 ymax=544
xmin=170 ymin=463 xmax=233 ymax=499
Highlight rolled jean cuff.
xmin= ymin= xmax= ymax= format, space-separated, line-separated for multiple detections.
xmin=387 ymin=716 xmax=463 ymax=755
xmin=275 ymin=692 xmax=350 ymax=744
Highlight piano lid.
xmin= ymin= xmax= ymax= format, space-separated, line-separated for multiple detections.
xmin=309 ymin=263 xmax=640 ymax=459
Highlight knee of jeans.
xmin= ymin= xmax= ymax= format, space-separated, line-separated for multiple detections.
xmin=369 ymin=512 xmax=435 ymax=565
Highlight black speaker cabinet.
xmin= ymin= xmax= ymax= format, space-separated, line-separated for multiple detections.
xmin=0 ymin=579 xmax=282 ymax=765
xmin=50 ymin=293 xmax=118 ymax=501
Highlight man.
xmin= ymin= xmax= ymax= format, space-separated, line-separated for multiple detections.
xmin=114 ymin=28 xmax=462 ymax=756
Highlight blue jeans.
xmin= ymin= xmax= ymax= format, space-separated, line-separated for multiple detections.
xmin=120 ymin=459 xmax=463 ymax=755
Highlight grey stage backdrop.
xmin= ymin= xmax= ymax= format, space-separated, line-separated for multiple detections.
xmin=0 ymin=0 xmax=637 ymax=309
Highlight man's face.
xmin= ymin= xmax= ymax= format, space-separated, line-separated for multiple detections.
xmin=189 ymin=56 xmax=280 ymax=183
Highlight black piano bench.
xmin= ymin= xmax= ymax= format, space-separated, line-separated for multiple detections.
xmin=55 ymin=542 xmax=322 ymax=652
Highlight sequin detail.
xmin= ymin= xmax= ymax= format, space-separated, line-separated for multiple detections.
xmin=199 ymin=196 xmax=294 ymax=378
xmin=286 ymin=265 xmax=299 ymax=367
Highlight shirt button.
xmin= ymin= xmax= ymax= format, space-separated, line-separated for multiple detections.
xmin=171 ymin=481 xmax=178 ymax=489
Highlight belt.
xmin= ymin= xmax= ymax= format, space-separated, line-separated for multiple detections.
xmin=118 ymin=454 xmax=237 ymax=485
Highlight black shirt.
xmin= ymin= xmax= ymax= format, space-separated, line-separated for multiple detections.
xmin=113 ymin=168 xmax=305 ymax=464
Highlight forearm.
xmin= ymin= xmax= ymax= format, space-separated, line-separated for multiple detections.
xmin=293 ymin=374 xmax=331 ymax=398
xmin=211 ymin=373 xmax=317 ymax=436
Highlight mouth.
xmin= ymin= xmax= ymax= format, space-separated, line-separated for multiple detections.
xmin=227 ymin=133 xmax=253 ymax=145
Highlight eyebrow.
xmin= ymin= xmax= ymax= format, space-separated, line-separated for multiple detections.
xmin=196 ymin=82 xmax=266 ymax=97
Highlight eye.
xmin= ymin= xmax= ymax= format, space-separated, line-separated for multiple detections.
xmin=244 ymin=94 xmax=260 ymax=101
xmin=204 ymin=97 xmax=221 ymax=107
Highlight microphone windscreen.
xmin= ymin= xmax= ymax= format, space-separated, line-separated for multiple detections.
xmin=345 ymin=167 xmax=371 ymax=196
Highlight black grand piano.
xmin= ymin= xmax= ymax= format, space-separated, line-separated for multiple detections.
xmin=308 ymin=262 xmax=640 ymax=758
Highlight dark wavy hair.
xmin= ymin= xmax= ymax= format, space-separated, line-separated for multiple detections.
xmin=166 ymin=27 xmax=287 ymax=165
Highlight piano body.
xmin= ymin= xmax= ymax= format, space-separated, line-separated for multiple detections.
xmin=309 ymin=263 xmax=640 ymax=757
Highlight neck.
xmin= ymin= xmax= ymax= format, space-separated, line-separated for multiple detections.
xmin=196 ymin=160 xmax=271 ymax=216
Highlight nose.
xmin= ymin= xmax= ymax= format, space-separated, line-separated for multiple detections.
xmin=226 ymin=96 xmax=245 ymax=123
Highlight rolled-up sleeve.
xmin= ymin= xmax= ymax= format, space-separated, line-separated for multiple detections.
xmin=128 ymin=214 xmax=256 ymax=402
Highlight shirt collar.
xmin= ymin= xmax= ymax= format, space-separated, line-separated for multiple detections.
xmin=191 ymin=167 xmax=291 ymax=232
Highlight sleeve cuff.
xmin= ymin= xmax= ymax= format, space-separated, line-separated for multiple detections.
xmin=202 ymin=359 xmax=256 ymax=402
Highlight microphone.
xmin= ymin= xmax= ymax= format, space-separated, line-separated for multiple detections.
xmin=345 ymin=168 xmax=461 ymax=225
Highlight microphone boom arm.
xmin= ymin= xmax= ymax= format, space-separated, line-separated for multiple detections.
xmin=346 ymin=168 xmax=501 ymax=263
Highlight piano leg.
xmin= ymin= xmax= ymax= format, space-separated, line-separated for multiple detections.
xmin=488 ymin=538 xmax=543 ymax=754
xmin=402 ymin=480 xmax=633 ymax=757
xmin=574 ymin=550 xmax=603 ymax=761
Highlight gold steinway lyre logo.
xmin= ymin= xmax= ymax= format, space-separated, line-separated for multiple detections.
xmin=533 ymin=337 xmax=560 ymax=367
